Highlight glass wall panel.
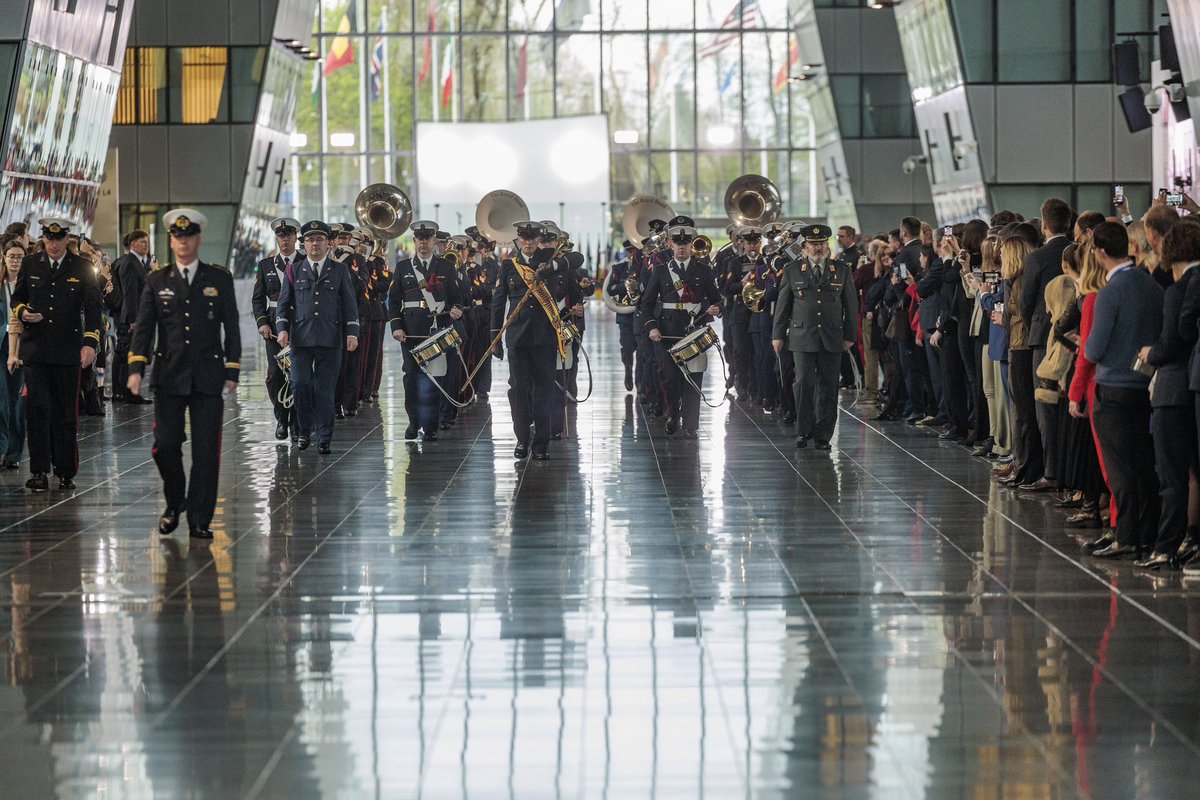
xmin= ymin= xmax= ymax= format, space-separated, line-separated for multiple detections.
xmin=996 ymin=0 xmax=1069 ymax=82
xmin=509 ymin=0 xmax=555 ymax=31
xmin=169 ymin=47 xmax=229 ymax=124
xmin=861 ymin=74 xmax=916 ymax=138
xmin=601 ymin=0 xmax=646 ymax=31
xmin=462 ymin=0 xmax=508 ymax=31
xmin=368 ymin=0 xmax=414 ymax=32
xmin=949 ymin=0 xmax=993 ymax=83
xmin=510 ymin=34 xmax=555 ymax=119
xmin=650 ymin=151 xmax=696 ymax=207
xmin=648 ymin=0 xmax=693 ymax=30
xmin=696 ymin=152 xmax=741 ymax=217
xmin=648 ymin=34 xmax=696 ymax=150
xmin=230 ymin=47 xmax=267 ymax=124
xmin=461 ymin=35 xmax=508 ymax=120
xmin=742 ymin=31 xmax=788 ymax=149
xmin=828 ymin=75 xmax=860 ymax=138
xmin=603 ymin=33 xmax=648 ymax=143
xmin=323 ymin=36 xmax=366 ymax=142
xmin=556 ymin=34 xmax=602 ymax=117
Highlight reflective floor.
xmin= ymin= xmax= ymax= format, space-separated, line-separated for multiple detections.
xmin=2 ymin=306 xmax=1200 ymax=799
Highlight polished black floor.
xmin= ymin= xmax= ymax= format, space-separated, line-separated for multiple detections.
xmin=2 ymin=306 xmax=1200 ymax=799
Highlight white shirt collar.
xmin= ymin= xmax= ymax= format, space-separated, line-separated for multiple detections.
xmin=1182 ymin=261 xmax=1200 ymax=276
xmin=1046 ymin=234 xmax=1067 ymax=243
xmin=1105 ymin=259 xmax=1133 ymax=279
xmin=676 ymin=258 xmax=691 ymax=270
xmin=177 ymin=260 xmax=199 ymax=282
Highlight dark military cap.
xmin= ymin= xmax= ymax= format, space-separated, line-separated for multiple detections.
xmin=622 ymin=239 xmax=634 ymax=249
xmin=38 ymin=217 xmax=74 ymax=239
xmin=513 ymin=220 xmax=546 ymax=239
xmin=300 ymin=220 xmax=332 ymax=238
xmin=737 ymin=225 xmax=763 ymax=241
xmin=164 ymin=208 xmax=207 ymax=237
xmin=647 ymin=218 xmax=668 ymax=233
xmin=435 ymin=230 xmax=451 ymax=242
xmin=410 ymin=220 xmax=438 ymax=239
xmin=725 ymin=223 xmax=737 ymax=235
xmin=669 ymin=225 xmax=697 ymax=243
xmin=337 ymin=222 xmax=356 ymax=234
xmin=802 ymin=224 xmax=833 ymax=243
xmin=668 ymin=215 xmax=695 ymax=228
xmin=271 ymin=217 xmax=301 ymax=236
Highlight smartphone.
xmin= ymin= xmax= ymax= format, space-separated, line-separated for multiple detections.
xmin=899 ymin=265 xmax=909 ymax=279
xmin=1113 ymin=184 xmax=1125 ymax=205
xmin=1167 ymin=193 xmax=1185 ymax=207
xmin=994 ymin=302 xmax=1005 ymax=315
xmin=943 ymin=225 xmax=953 ymax=237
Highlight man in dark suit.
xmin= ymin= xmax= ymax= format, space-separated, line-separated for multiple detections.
xmin=11 ymin=218 xmax=103 ymax=492
xmin=387 ymin=220 xmax=465 ymax=441
xmin=110 ymin=229 xmax=152 ymax=404
xmin=251 ymin=217 xmax=303 ymax=442
xmin=491 ymin=221 xmax=583 ymax=460
xmin=127 ymin=209 xmax=241 ymax=539
xmin=276 ymin=220 xmax=360 ymax=454
xmin=1018 ymin=198 xmax=1073 ymax=491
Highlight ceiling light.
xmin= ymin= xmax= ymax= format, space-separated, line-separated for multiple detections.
xmin=613 ymin=129 xmax=639 ymax=144
xmin=706 ymin=125 xmax=736 ymax=146
xmin=289 ymin=132 xmax=308 ymax=148
xmin=329 ymin=132 xmax=355 ymax=148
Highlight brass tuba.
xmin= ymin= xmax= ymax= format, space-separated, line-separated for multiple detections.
xmin=601 ymin=270 xmax=639 ymax=315
xmin=724 ymin=174 xmax=781 ymax=228
xmin=355 ymin=183 xmax=413 ymax=241
xmin=622 ymin=195 xmax=674 ymax=248
xmin=475 ymin=189 xmax=530 ymax=243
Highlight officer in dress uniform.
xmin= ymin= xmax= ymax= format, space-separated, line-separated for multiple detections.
xmin=275 ymin=220 xmax=360 ymax=454
xmin=387 ymin=220 xmax=465 ymax=441
xmin=357 ymin=230 xmax=388 ymax=405
xmin=491 ymin=221 xmax=583 ymax=460
xmin=640 ymin=225 xmax=723 ymax=437
xmin=772 ymin=224 xmax=858 ymax=451
xmin=252 ymin=217 xmax=302 ymax=442
xmin=604 ymin=240 xmax=639 ymax=392
xmin=127 ymin=209 xmax=241 ymax=539
xmin=11 ymin=218 xmax=103 ymax=492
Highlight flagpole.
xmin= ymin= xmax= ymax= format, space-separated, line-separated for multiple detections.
xmin=357 ymin=0 xmax=368 ymax=198
xmin=381 ymin=7 xmax=393 ymax=185
xmin=432 ymin=27 xmax=439 ymax=123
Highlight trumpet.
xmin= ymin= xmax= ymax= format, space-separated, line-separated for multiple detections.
xmin=692 ymin=235 xmax=712 ymax=258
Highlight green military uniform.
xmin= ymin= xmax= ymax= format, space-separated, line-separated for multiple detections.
xmin=772 ymin=225 xmax=858 ymax=447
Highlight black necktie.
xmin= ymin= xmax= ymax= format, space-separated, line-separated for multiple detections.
xmin=50 ymin=260 xmax=59 ymax=274
xmin=182 ymin=267 xmax=189 ymax=285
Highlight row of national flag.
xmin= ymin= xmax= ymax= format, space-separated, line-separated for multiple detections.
xmin=313 ymin=0 xmax=800 ymax=111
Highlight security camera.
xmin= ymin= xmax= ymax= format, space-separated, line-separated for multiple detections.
xmin=952 ymin=141 xmax=977 ymax=161
xmin=1145 ymin=83 xmax=1185 ymax=114
xmin=1145 ymin=89 xmax=1163 ymax=113
xmin=901 ymin=154 xmax=928 ymax=175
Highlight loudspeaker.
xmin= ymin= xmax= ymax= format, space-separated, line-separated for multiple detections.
xmin=1113 ymin=41 xmax=1141 ymax=86
xmin=1160 ymin=25 xmax=1180 ymax=74
xmin=1119 ymin=86 xmax=1152 ymax=133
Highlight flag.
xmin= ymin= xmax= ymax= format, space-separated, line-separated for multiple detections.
xmin=311 ymin=61 xmax=321 ymax=108
xmin=554 ymin=0 xmax=591 ymax=32
xmin=323 ymin=3 xmax=357 ymax=76
xmin=369 ymin=36 xmax=384 ymax=101
xmin=417 ymin=0 xmax=435 ymax=85
xmin=719 ymin=59 xmax=738 ymax=97
xmin=648 ymin=36 xmax=669 ymax=93
xmin=700 ymin=0 xmax=761 ymax=59
xmin=440 ymin=36 xmax=455 ymax=109
xmin=773 ymin=35 xmax=799 ymax=94
xmin=516 ymin=39 xmax=528 ymax=101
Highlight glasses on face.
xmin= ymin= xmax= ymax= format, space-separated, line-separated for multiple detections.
xmin=5 ymin=252 xmax=23 ymax=260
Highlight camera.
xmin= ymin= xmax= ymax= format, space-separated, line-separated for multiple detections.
xmin=1113 ymin=184 xmax=1125 ymax=205
xmin=901 ymin=155 xmax=928 ymax=175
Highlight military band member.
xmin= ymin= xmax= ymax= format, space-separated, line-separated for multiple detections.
xmin=715 ymin=224 xmax=742 ymax=393
xmin=11 ymin=218 xmax=103 ymax=492
xmin=746 ymin=227 xmax=783 ymax=412
xmin=637 ymin=217 xmax=670 ymax=415
xmin=463 ymin=226 xmax=497 ymax=402
xmin=275 ymin=220 xmax=360 ymax=454
xmin=491 ymin=221 xmax=583 ymax=460
xmin=252 ymin=217 xmax=303 ymax=442
xmin=772 ymin=224 xmax=858 ymax=450
xmin=640 ymin=225 xmax=723 ymax=437
xmin=604 ymin=240 xmax=639 ymax=391
xmin=332 ymin=223 xmax=369 ymax=418
xmin=387 ymin=220 xmax=465 ymax=441
xmin=725 ymin=226 xmax=762 ymax=403
xmin=359 ymin=231 xmax=388 ymax=405
xmin=110 ymin=229 xmax=153 ymax=404
xmin=127 ymin=209 xmax=241 ymax=539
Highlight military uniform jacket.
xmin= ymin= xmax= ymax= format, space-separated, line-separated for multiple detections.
xmin=365 ymin=256 xmax=387 ymax=322
xmin=387 ymin=255 xmax=464 ymax=340
xmin=251 ymin=252 xmax=301 ymax=331
xmin=639 ymin=258 xmax=723 ymax=337
xmin=276 ymin=256 xmax=361 ymax=349
xmin=129 ymin=263 xmax=241 ymax=395
xmin=465 ymin=258 xmax=494 ymax=312
xmin=11 ymin=250 xmax=103 ymax=365
xmin=491 ymin=254 xmax=583 ymax=349
xmin=772 ymin=257 xmax=859 ymax=353
xmin=749 ymin=258 xmax=784 ymax=333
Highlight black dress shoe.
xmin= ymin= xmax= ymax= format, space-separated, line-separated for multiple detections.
xmin=275 ymin=422 xmax=288 ymax=440
xmin=57 ymin=477 xmax=75 ymax=491
xmin=814 ymin=440 xmax=831 ymax=451
xmin=872 ymin=412 xmax=896 ymax=421
xmin=291 ymin=435 xmax=299 ymax=446
xmin=1054 ymin=494 xmax=1084 ymax=509
xmin=665 ymin=417 xmax=678 ymax=435
xmin=1082 ymin=530 xmax=1116 ymax=551
xmin=129 ymin=395 xmax=153 ymax=405
xmin=440 ymin=422 xmax=453 ymax=431
xmin=345 ymin=407 xmax=357 ymax=417
xmin=423 ymin=432 xmax=438 ymax=442
xmin=318 ymin=442 xmax=331 ymax=454
xmin=938 ymin=428 xmax=966 ymax=441
xmin=781 ymin=412 xmax=797 ymax=425
xmin=335 ymin=407 xmax=345 ymax=420
xmin=532 ymin=451 xmax=550 ymax=461
xmin=404 ymin=425 xmax=418 ymax=440
xmin=25 ymin=472 xmax=48 ymax=493
xmin=682 ymin=429 xmax=698 ymax=438
xmin=1134 ymin=551 xmax=1179 ymax=570
xmin=795 ymin=435 xmax=809 ymax=449
xmin=998 ymin=475 xmax=1023 ymax=488
xmin=1019 ymin=477 xmax=1057 ymax=492
xmin=297 ymin=436 xmax=311 ymax=450
xmin=189 ymin=526 xmax=215 ymax=540
xmin=1092 ymin=541 xmax=1137 ymax=559
xmin=551 ymin=432 xmax=562 ymax=441
xmin=624 ymin=371 xmax=633 ymax=392
xmin=1065 ymin=509 xmax=1102 ymax=529
xmin=159 ymin=508 xmax=182 ymax=535
xmin=514 ymin=444 xmax=529 ymax=459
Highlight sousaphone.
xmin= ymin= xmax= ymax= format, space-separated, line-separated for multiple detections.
xmin=724 ymin=174 xmax=781 ymax=228
xmin=355 ymin=183 xmax=413 ymax=241
xmin=476 ymin=189 xmax=530 ymax=243
xmin=622 ymin=195 xmax=674 ymax=248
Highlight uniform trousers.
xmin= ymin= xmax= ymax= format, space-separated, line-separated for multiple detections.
xmin=24 ymin=363 xmax=80 ymax=478
xmin=291 ymin=346 xmax=342 ymax=445
xmin=751 ymin=327 xmax=779 ymax=407
xmin=777 ymin=343 xmax=796 ymax=416
xmin=152 ymin=391 xmax=223 ymax=529
xmin=729 ymin=302 xmax=755 ymax=398
xmin=616 ymin=317 xmax=636 ymax=370
xmin=368 ymin=320 xmax=387 ymax=398
xmin=656 ymin=342 xmax=705 ymax=432
xmin=401 ymin=343 xmax=442 ymax=433
xmin=263 ymin=335 xmax=294 ymax=431
xmin=634 ymin=324 xmax=657 ymax=402
xmin=793 ymin=349 xmax=842 ymax=442
xmin=507 ymin=346 xmax=557 ymax=451
xmin=337 ymin=342 xmax=361 ymax=411
xmin=1094 ymin=384 xmax=1158 ymax=550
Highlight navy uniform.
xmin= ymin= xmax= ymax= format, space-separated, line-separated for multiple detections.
xmin=11 ymin=218 xmax=103 ymax=491
xmin=772 ymin=224 xmax=859 ymax=450
xmin=386 ymin=220 xmax=465 ymax=441
xmin=491 ymin=221 xmax=583 ymax=460
xmin=276 ymin=220 xmax=361 ymax=453
xmin=109 ymin=232 xmax=153 ymax=404
xmin=714 ymin=223 xmax=740 ymax=392
xmin=360 ymin=236 xmax=388 ymax=403
xmin=635 ymin=218 xmax=670 ymax=413
xmin=332 ymin=223 xmax=370 ymax=417
xmin=251 ymin=217 xmax=302 ymax=441
xmin=639 ymin=225 xmax=724 ymax=436
xmin=128 ymin=209 xmax=241 ymax=538
xmin=604 ymin=241 xmax=639 ymax=391
xmin=724 ymin=226 xmax=761 ymax=402
xmin=463 ymin=227 xmax=497 ymax=401
xmin=746 ymin=238 xmax=783 ymax=411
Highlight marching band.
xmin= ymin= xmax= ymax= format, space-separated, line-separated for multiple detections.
xmin=2 ymin=175 xmax=860 ymax=536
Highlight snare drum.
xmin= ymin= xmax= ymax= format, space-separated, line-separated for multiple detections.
xmin=411 ymin=326 xmax=463 ymax=366
xmin=274 ymin=345 xmax=293 ymax=373
xmin=668 ymin=325 xmax=719 ymax=366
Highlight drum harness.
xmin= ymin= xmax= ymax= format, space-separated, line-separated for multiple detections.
xmin=406 ymin=260 xmax=477 ymax=409
xmin=661 ymin=261 xmax=729 ymax=409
